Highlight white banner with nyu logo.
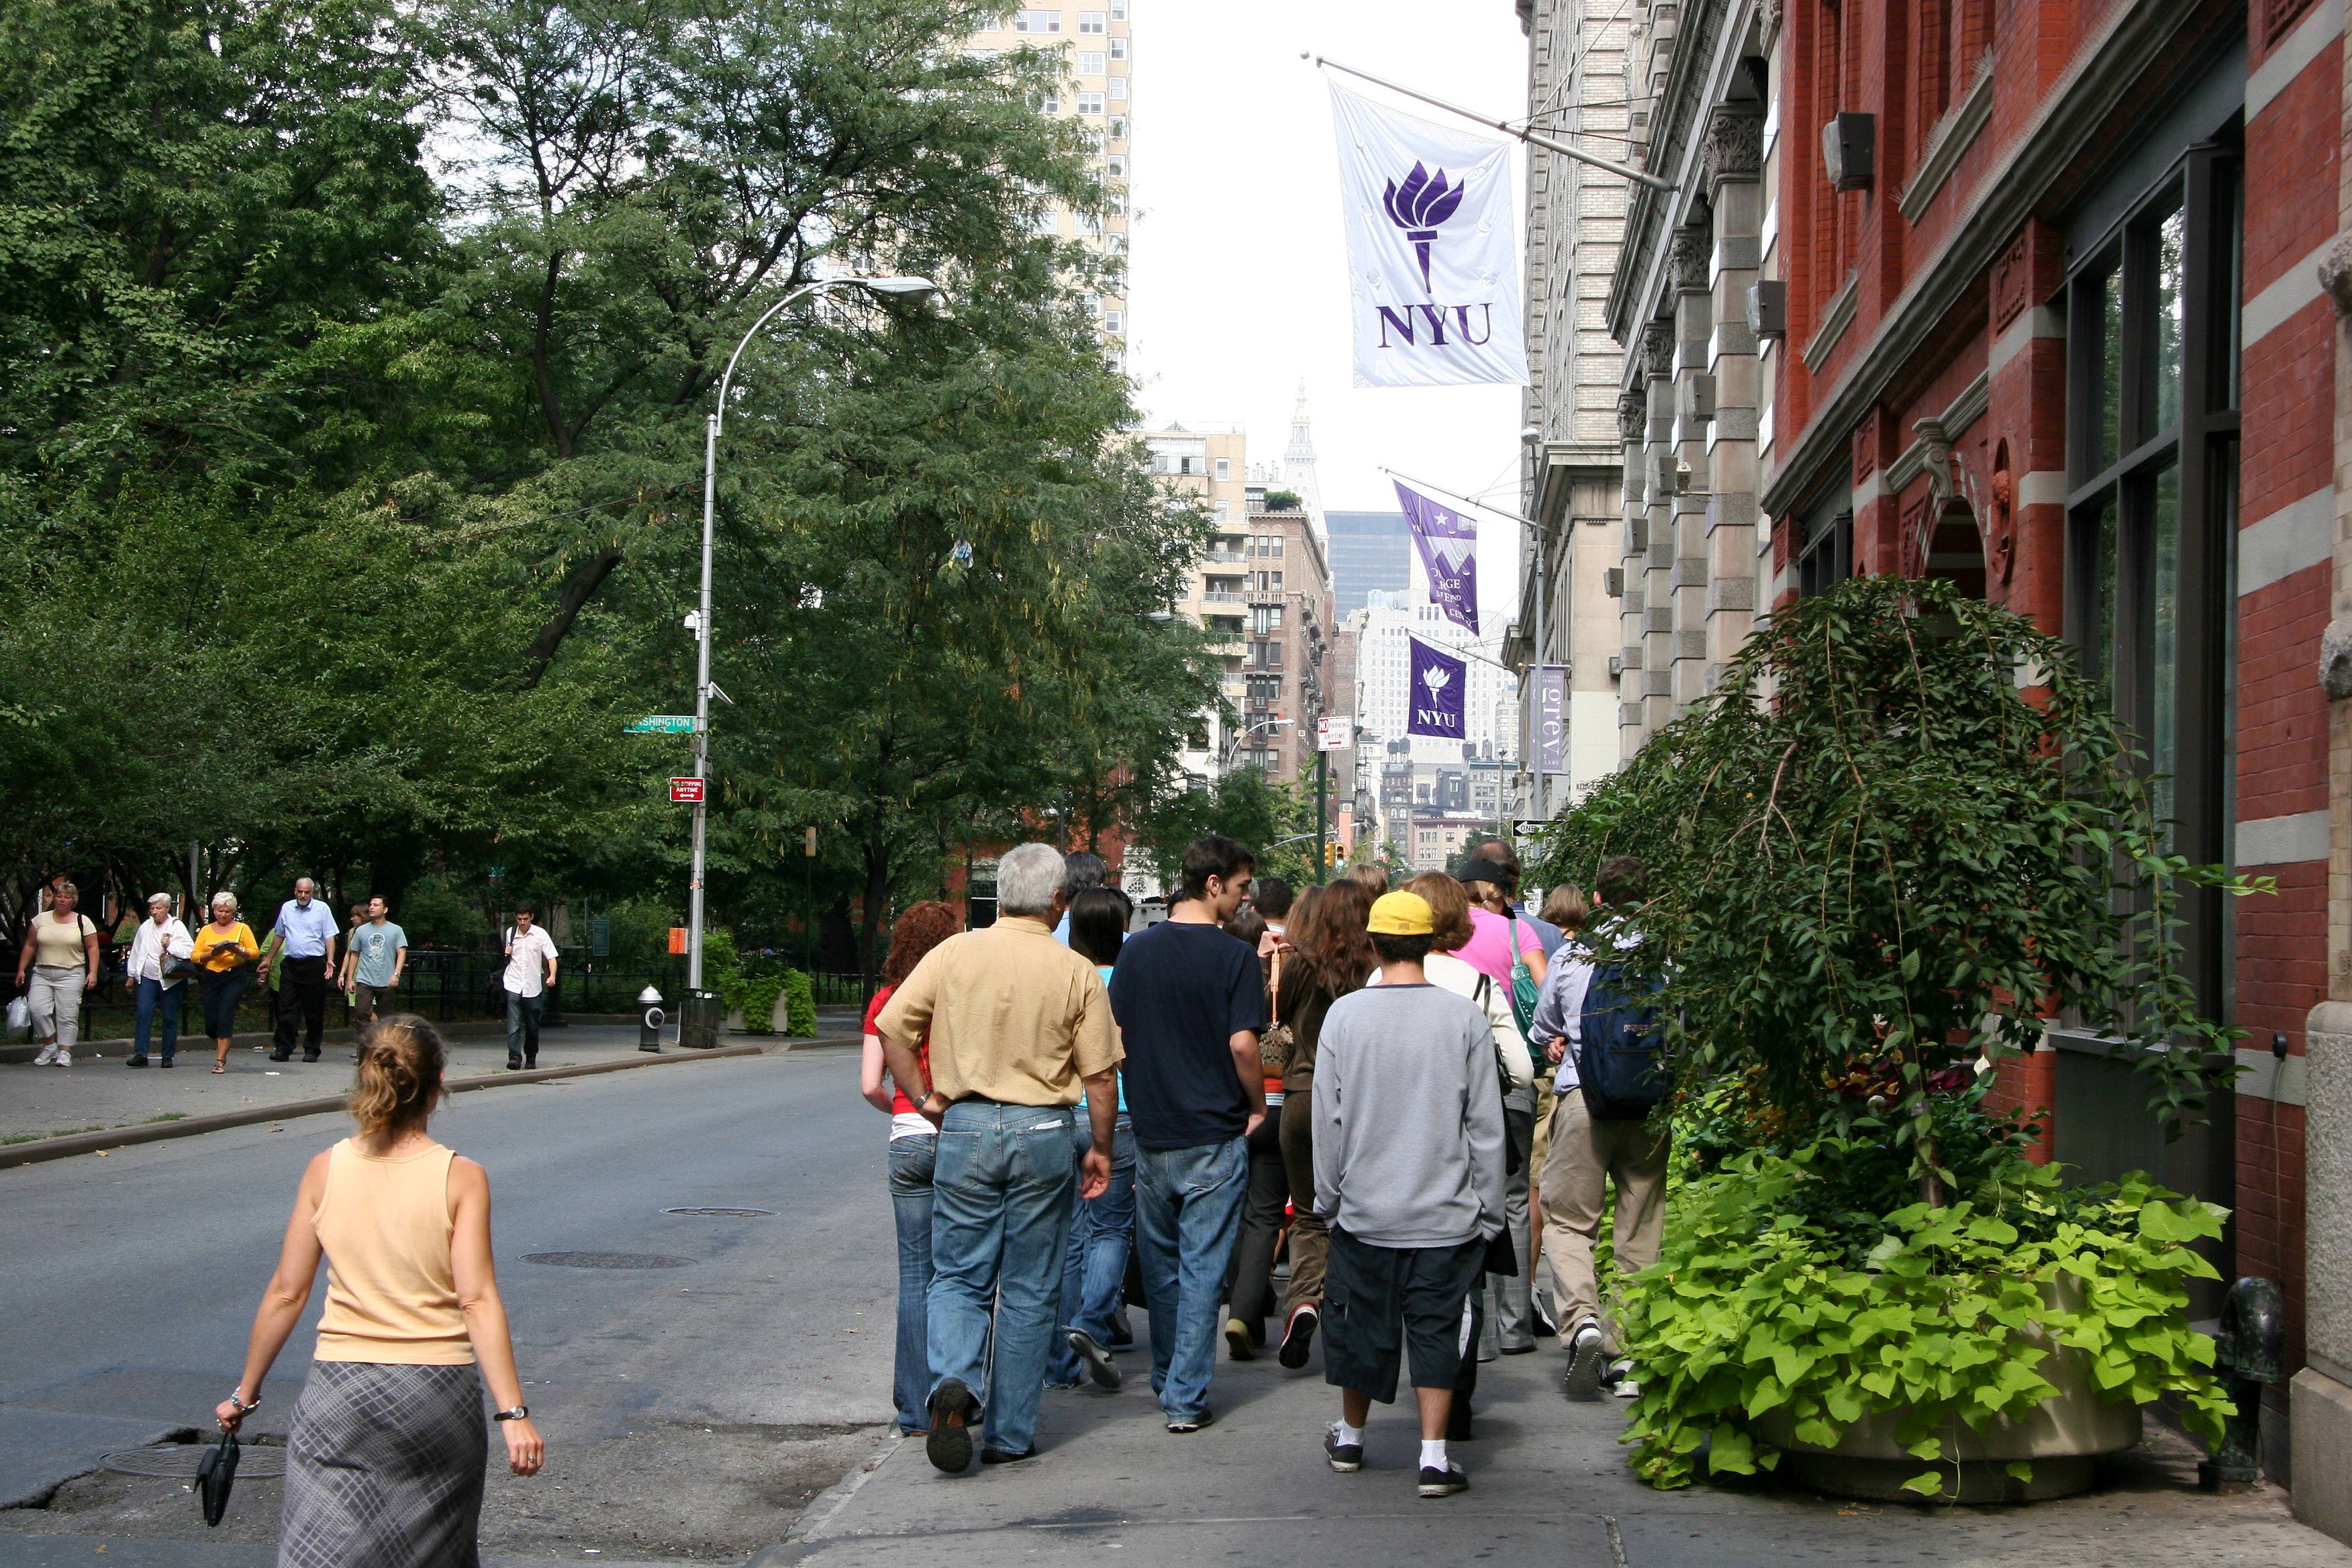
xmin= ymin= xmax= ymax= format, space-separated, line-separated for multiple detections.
xmin=1330 ymin=83 xmax=1527 ymax=389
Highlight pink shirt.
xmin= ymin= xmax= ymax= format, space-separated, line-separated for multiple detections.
xmin=1455 ymin=907 xmax=1540 ymax=986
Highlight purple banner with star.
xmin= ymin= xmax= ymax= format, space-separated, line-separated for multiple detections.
xmin=1407 ymin=637 xmax=1467 ymax=741
xmin=1395 ymin=479 xmax=1479 ymax=634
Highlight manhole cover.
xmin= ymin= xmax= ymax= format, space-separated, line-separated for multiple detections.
xmin=103 ymin=1441 xmax=287 ymax=1480
xmin=523 ymin=1251 xmax=696 ymax=1270
xmin=663 ymin=1206 xmax=775 ymax=1217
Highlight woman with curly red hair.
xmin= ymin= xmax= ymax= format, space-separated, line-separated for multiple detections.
xmin=860 ymin=900 xmax=964 ymax=1435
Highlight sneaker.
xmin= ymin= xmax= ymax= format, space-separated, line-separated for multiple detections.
xmin=1067 ymin=1328 xmax=1122 ymax=1391
xmin=507 ymin=1057 xmax=523 ymax=1071
xmin=979 ymin=1445 xmax=1036 ymax=1465
xmin=32 ymin=1044 xmax=57 ymax=1066
xmin=1225 ymin=1318 xmax=1257 ymax=1361
xmin=301 ymin=1051 xmax=320 ymax=1063
xmin=1323 ymin=1423 xmax=1363 ymax=1473
xmin=924 ymin=1379 xmax=977 ymax=1474
xmin=1165 ymin=1408 xmax=1213 ymax=1434
xmin=159 ymin=1058 xmax=175 ymax=1068
xmin=1277 ymin=1303 xmax=1319 ymax=1369
xmin=1563 ymin=1322 xmax=1606 ymax=1402
xmin=126 ymin=1056 xmax=149 ymax=1068
xmin=1106 ymin=1306 xmax=1134 ymax=1347
xmin=54 ymin=1050 xmax=70 ymax=1067
xmin=1417 ymin=1459 xmax=1470 ymax=1498
xmin=1608 ymin=1358 xmax=1640 ymax=1398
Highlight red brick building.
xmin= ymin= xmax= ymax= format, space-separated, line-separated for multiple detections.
xmin=1520 ymin=0 xmax=2349 ymax=1522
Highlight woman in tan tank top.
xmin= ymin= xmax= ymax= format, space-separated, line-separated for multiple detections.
xmin=215 ymin=1016 xmax=544 ymax=1567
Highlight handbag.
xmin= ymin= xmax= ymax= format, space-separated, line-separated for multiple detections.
xmin=1257 ymin=950 xmax=1293 ymax=1073
xmin=1504 ymin=915 xmax=1541 ymax=1038
xmin=164 ymin=953 xmax=201 ymax=981
xmin=196 ymin=1429 xmax=240 ymax=1526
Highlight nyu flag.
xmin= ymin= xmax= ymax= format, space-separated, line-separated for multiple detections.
xmin=1395 ymin=479 xmax=1479 ymax=633
xmin=1408 ymin=637 xmax=1467 ymax=741
xmin=1330 ymin=83 xmax=1528 ymax=388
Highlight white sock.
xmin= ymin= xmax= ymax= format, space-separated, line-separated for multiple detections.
xmin=1336 ymin=1420 xmax=1364 ymax=1447
xmin=1420 ymin=1438 xmax=1448 ymax=1469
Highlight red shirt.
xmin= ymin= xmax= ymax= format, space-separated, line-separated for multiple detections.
xmin=865 ymin=984 xmax=930 ymax=1115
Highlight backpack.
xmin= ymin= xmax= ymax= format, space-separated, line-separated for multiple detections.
xmin=1504 ymin=914 xmax=1540 ymax=1038
xmin=1575 ymin=957 xmax=1670 ymax=1120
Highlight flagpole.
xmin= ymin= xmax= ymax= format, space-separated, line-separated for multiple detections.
xmin=1308 ymin=54 xmax=1677 ymax=194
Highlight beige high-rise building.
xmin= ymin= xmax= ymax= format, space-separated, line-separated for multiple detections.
xmin=1144 ymin=426 xmax=1250 ymax=778
xmin=967 ymin=4 xmax=1132 ymax=368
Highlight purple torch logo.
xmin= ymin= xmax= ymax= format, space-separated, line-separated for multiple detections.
xmin=1383 ymin=161 xmax=1467 ymax=292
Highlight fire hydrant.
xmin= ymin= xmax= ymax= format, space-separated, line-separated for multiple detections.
xmin=637 ymin=985 xmax=666 ymax=1054
xmin=2200 ymin=1275 xmax=2286 ymax=1489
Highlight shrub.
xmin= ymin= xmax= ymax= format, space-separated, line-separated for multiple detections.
xmin=781 ymin=969 xmax=816 ymax=1037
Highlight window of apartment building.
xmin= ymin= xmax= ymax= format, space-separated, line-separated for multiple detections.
xmin=1104 ymin=309 xmax=1122 ymax=334
xmin=1110 ymin=37 xmax=1127 ymax=59
xmin=1077 ymin=9 xmax=1106 ymax=32
xmin=1214 ymin=499 xmax=1230 ymax=520
xmin=1918 ymin=1 xmax=1994 ymax=138
xmin=2065 ymin=134 xmax=2242 ymax=1008
xmin=1104 ymin=349 xmax=1125 ymax=374
xmin=1108 ymin=76 xmax=1127 ymax=101
xmin=1036 ymin=91 xmax=1061 ymax=115
xmin=1269 ymin=570 xmax=1283 ymax=591
xmin=1106 ymin=154 xmax=1126 ymax=178
xmin=965 ymin=46 xmax=998 ymax=60
xmin=1214 ymin=457 xmax=1230 ymax=481
xmin=1110 ymin=0 xmax=1125 ymax=17
xmin=1106 ymin=232 xmax=1126 ymax=254
xmin=1076 ymin=50 xmax=1106 ymax=75
xmin=1014 ymin=9 xmax=1062 ymax=33
xmin=1108 ymin=117 xmax=1128 ymax=142
xmin=1253 ymin=605 xmax=1285 ymax=634
xmin=1077 ymin=91 xmax=1105 ymax=115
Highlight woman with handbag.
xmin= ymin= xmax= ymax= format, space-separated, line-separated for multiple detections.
xmin=193 ymin=895 xmax=263 ymax=1073
xmin=215 ymin=1015 xmax=544 ymax=1564
xmin=15 ymin=881 xmax=99 ymax=1066
xmin=1269 ymin=880 xmax=1378 ymax=1371
xmin=122 ymin=893 xmax=196 ymax=1067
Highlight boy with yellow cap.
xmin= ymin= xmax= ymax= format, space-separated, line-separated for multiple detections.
xmin=1310 ymin=890 xmax=1508 ymax=1499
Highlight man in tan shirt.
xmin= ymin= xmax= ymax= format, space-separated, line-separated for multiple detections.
xmin=876 ymin=842 xmax=1120 ymax=1473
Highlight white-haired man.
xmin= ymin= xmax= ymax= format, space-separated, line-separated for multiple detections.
xmin=878 ymin=841 xmax=1122 ymax=1473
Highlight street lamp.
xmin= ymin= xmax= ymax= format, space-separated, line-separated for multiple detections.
xmin=1222 ymin=716 xmax=1293 ymax=770
xmin=688 ymin=274 xmax=939 ymax=992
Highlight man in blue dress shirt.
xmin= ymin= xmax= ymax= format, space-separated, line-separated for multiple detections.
xmin=262 ymin=877 xmax=341 ymax=1063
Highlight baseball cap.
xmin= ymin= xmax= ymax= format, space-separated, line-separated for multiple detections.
xmin=1366 ymin=891 xmax=1435 ymax=936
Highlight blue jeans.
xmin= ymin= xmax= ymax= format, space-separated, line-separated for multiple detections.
xmin=887 ymin=1134 xmax=937 ymax=1434
xmin=1134 ymin=1136 xmax=1249 ymax=1421
xmin=133 ymin=977 xmax=183 ymax=1062
xmin=1048 ymin=1114 xmax=1135 ymax=1385
xmin=506 ymin=991 xmax=544 ymax=1062
xmin=928 ymin=1100 xmax=1076 ymax=1457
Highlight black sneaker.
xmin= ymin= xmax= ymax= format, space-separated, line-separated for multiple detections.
xmin=301 ymin=1051 xmax=320 ymax=1063
xmin=267 ymin=1051 xmax=291 ymax=1062
xmin=1563 ymin=1322 xmax=1607 ymax=1402
xmin=1418 ymin=1459 xmax=1469 ymax=1498
xmin=925 ymin=1379 xmax=977 ymax=1474
xmin=1067 ymin=1328 xmax=1122 ymax=1390
xmin=979 ymin=1445 xmax=1035 ymax=1465
xmin=1277 ymin=1303 xmax=1319 ymax=1369
xmin=507 ymin=1057 xmax=523 ymax=1071
xmin=1165 ymin=1407 xmax=1213 ymax=1434
xmin=1323 ymin=1424 xmax=1362 ymax=1473
xmin=158 ymin=1058 xmax=175 ymax=1068
xmin=126 ymin=1057 xmax=149 ymax=1068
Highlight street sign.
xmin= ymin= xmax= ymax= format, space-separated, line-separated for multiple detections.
xmin=1512 ymin=819 xmax=1548 ymax=834
xmin=627 ymin=715 xmax=697 ymax=734
xmin=590 ymin=918 xmax=611 ymax=958
xmin=1316 ymin=716 xmax=1351 ymax=751
xmin=803 ymin=826 xmax=818 ymax=857
xmin=669 ymin=777 xmax=706 ymax=803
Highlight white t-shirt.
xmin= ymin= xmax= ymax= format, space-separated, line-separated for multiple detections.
xmin=504 ymin=927 xmax=558 ymax=997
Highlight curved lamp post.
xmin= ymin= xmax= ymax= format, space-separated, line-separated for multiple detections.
xmin=687 ymin=275 xmax=939 ymax=991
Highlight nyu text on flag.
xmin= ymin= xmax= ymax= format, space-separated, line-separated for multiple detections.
xmin=1395 ymin=479 xmax=1479 ymax=634
xmin=1407 ymin=638 xmax=1468 ymax=741
xmin=1329 ymin=82 xmax=1527 ymax=389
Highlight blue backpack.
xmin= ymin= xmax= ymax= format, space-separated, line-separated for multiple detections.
xmin=1576 ymin=959 xmax=1670 ymax=1120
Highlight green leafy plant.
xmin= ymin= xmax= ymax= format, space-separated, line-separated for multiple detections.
xmin=1532 ymin=575 xmax=2269 ymax=1190
xmin=781 ymin=969 xmax=817 ymax=1038
xmin=1616 ymin=1124 xmax=2232 ymax=1491
xmin=732 ymin=971 xmax=787 ymax=1035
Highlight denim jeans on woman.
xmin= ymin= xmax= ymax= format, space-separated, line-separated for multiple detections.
xmin=1048 ymin=1114 xmax=1134 ymax=1385
xmin=927 ymin=1100 xmax=1076 ymax=1457
xmin=1134 ymin=1136 xmax=1248 ymax=1422
xmin=887 ymin=1134 xmax=937 ymax=1434
xmin=132 ymin=976 xmax=183 ymax=1063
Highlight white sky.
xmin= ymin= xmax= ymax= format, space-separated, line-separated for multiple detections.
xmin=1126 ymin=0 xmax=1533 ymax=626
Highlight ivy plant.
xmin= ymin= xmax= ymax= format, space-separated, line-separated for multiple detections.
xmin=1616 ymin=1118 xmax=2232 ymax=1492
xmin=1532 ymin=575 xmax=2271 ymax=1191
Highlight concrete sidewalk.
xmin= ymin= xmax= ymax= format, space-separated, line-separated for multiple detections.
xmin=0 ymin=1024 xmax=846 ymax=1145
xmin=775 ymin=1335 xmax=2352 ymax=1568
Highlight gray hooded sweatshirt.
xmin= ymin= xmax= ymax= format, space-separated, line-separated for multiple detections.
xmin=1310 ymin=981 xmax=1508 ymax=1248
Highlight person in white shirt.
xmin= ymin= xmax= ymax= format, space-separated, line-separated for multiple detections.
xmin=125 ymin=893 xmax=195 ymax=1068
xmin=501 ymin=905 xmax=559 ymax=1069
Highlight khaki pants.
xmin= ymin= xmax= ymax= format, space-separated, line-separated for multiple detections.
xmin=1537 ymin=1090 xmax=1668 ymax=1353
xmin=1277 ymin=1086 xmax=1327 ymax=1312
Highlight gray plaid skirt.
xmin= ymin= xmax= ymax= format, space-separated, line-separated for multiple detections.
xmin=281 ymin=1361 xmax=488 ymax=1568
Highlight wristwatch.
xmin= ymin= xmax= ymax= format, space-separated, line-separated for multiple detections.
xmin=493 ymin=1406 xmax=530 ymax=1422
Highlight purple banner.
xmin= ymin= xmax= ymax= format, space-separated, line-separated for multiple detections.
xmin=1394 ymin=479 xmax=1479 ymax=634
xmin=1539 ymin=665 xmax=1567 ymax=775
xmin=1408 ymin=637 xmax=1467 ymax=741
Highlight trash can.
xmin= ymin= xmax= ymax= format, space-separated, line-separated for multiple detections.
xmin=636 ymin=985 xmax=665 ymax=1053
xmin=677 ymin=989 xmax=724 ymax=1051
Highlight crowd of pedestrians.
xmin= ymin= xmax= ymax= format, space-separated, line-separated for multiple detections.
xmin=860 ymin=832 xmax=1658 ymax=1499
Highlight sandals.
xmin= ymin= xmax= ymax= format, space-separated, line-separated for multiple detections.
xmin=212 ymin=1063 xmax=228 ymax=1073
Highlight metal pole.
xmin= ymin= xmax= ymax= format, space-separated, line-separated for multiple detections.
xmin=1533 ymin=516 xmax=1547 ymax=826
xmin=1315 ymin=748 xmax=1328 ymax=885
xmin=1308 ymin=54 xmax=1677 ymax=193
xmin=689 ymin=410 xmax=716 ymax=993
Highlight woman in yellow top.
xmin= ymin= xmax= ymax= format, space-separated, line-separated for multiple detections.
xmin=216 ymin=1016 xmax=544 ymax=1565
xmin=191 ymin=893 xmax=262 ymax=1074
xmin=14 ymin=881 xmax=100 ymax=1066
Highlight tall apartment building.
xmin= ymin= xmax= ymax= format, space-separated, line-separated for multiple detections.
xmin=969 ymin=4 xmax=1133 ymax=367
xmin=1145 ymin=426 xmax=1250 ymax=779
xmin=1514 ymin=0 xmax=2352 ymax=1519
xmin=1233 ymin=493 xmax=1334 ymax=787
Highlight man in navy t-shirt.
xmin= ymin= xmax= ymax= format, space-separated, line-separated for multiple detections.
xmin=1110 ymin=834 xmax=1267 ymax=1432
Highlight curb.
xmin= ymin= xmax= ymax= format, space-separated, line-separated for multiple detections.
xmin=0 ymin=1038 xmax=852 ymax=1171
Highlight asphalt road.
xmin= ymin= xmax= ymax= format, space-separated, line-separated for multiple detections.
xmin=0 ymin=1044 xmax=897 ymax=1564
